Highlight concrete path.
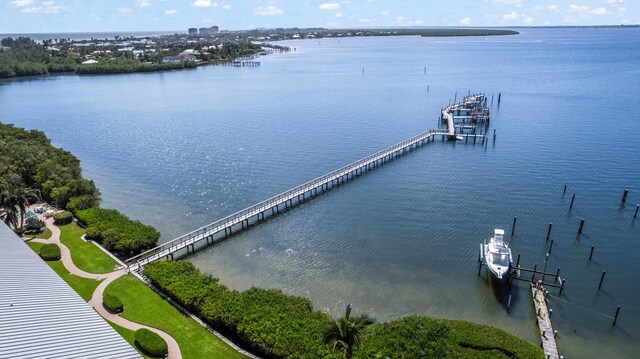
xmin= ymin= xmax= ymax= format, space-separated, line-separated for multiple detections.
xmin=89 ymin=270 xmax=182 ymax=359
xmin=28 ymin=213 xmax=182 ymax=359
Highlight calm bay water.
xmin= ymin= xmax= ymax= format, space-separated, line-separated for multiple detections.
xmin=1 ymin=28 xmax=639 ymax=357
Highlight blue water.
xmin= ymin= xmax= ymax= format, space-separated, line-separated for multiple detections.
xmin=1 ymin=28 xmax=639 ymax=358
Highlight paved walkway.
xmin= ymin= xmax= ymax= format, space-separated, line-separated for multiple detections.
xmin=28 ymin=214 xmax=182 ymax=359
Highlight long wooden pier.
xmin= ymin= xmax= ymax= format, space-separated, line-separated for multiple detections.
xmin=126 ymin=94 xmax=489 ymax=271
xmin=531 ymin=283 xmax=560 ymax=359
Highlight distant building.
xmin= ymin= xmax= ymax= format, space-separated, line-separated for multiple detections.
xmin=210 ymin=26 xmax=219 ymax=33
xmin=199 ymin=27 xmax=210 ymax=36
xmin=162 ymin=54 xmax=197 ymax=63
xmin=188 ymin=28 xmax=198 ymax=36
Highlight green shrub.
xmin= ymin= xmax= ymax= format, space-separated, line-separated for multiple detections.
xmin=53 ymin=210 xmax=73 ymax=225
xmin=39 ymin=243 xmax=61 ymax=261
xmin=144 ymin=261 xmax=332 ymax=358
xmin=103 ymin=293 xmax=124 ymax=313
xmin=144 ymin=261 xmax=544 ymax=359
xmin=134 ymin=328 xmax=168 ymax=358
xmin=76 ymin=208 xmax=159 ymax=259
xmin=66 ymin=194 xmax=99 ymax=213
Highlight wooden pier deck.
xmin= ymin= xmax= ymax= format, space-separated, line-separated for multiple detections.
xmin=531 ymin=283 xmax=560 ymax=359
xmin=126 ymin=94 xmax=489 ymax=271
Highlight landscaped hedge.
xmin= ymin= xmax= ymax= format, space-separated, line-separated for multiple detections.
xmin=143 ymin=261 xmax=333 ymax=359
xmin=134 ymin=328 xmax=168 ymax=358
xmin=39 ymin=243 xmax=61 ymax=261
xmin=66 ymin=194 xmax=100 ymax=213
xmin=144 ymin=261 xmax=545 ymax=359
xmin=103 ymin=293 xmax=124 ymax=313
xmin=53 ymin=210 xmax=73 ymax=225
xmin=76 ymin=208 xmax=159 ymax=259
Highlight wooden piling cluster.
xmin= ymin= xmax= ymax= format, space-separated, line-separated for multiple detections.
xmin=126 ymin=94 xmax=492 ymax=271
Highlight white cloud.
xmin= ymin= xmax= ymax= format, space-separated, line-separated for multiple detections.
xmin=396 ymin=16 xmax=405 ymax=21
xmin=502 ymin=11 xmax=520 ymax=20
xmin=524 ymin=16 xmax=534 ymax=24
xmin=319 ymin=3 xmax=340 ymax=10
xmin=11 ymin=0 xmax=34 ymax=7
xmin=590 ymin=7 xmax=607 ymax=15
xmin=21 ymin=1 xmax=68 ymax=13
xmin=164 ymin=9 xmax=177 ymax=15
xmin=222 ymin=4 xmax=231 ymax=10
xmin=493 ymin=0 xmax=523 ymax=7
xmin=569 ymin=4 xmax=589 ymax=13
xmin=334 ymin=12 xmax=342 ymax=18
xmin=117 ymin=7 xmax=132 ymax=13
xmin=136 ymin=0 xmax=151 ymax=8
xmin=380 ymin=10 xmax=389 ymax=16
xmin=548 ymin=5 xmax=559 ymax=12
xmin=254 ymin=5 xmax=283 ymax=16
xmin=459 ymin=17 xmax=471 ymax=25
xmin=193 ymin=0 xmax=217 ymax=8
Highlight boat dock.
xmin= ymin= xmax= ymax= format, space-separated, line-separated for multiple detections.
xmin=126 ymin=94 xmax=490 ymax=272
xmin=531 ymin=283 xmax=560 ymax=359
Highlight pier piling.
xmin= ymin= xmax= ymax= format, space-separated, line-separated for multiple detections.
xmin=559 ymin=279 xmax=565 ymax=295
xmin=635 ymin=204 xmax=639 ymax=219
xmin=563 ymin=184 xmax=567 ymax=195
xmin=589 ymin=245 xmax=595 ymax=261
xmin=613 ymin=306 xmax=621 ymax=325
xmin=546 ymin=223 xmax=553 ymax=241
xmin=621 ymin=189 xmax=629 ymax=206
xmin=569 ymin=193 xmax=576 ymax=209
xmin=516 ymin=253 xmax=521 ymax=268
xmin=598 ymin=270 xmax=606 ymax=290
xmin=578 ymin=218 xmax=585 ymax=235
xmin=512 ymin=217 xmax=517 ymax=235
xmin=549 ymin=239 xmax=554 ymax=255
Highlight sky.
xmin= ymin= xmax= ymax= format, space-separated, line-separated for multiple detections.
xmin=0 ymin=0 xmax=637 ymax=34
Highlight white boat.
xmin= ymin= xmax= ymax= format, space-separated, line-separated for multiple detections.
xmin=480 ymin=229 xmax=513 ymax=281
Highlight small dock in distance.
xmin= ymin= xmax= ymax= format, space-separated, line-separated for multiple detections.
xmin=531 ymin=283 xmax=560 ymax=359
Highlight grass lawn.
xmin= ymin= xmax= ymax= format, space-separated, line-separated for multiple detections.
xmin=27 ymin=241 xmax=102 ymax=301
xmin=58 ymin=222 xmax=118 ymax=274
xmin=105 ymin=275 xmax=245 ymax=359
xmin=108 ymin=322 xmax=154 ymax=359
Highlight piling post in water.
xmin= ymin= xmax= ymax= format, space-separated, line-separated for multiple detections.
xmin=427 ymin=85 xmax=430 ymax=92
xmin=570 ymin=193 xmax=576 ymax=209
xmin=634 ymin=204 xmax=639 ymax=219
xmin=559 ymin=278 xmax=565 ymax=295
xmin=598 ymin=270 xmax=606 ymax=290
xmin=424 ymin=66 xmax=426 ymax=75
xmin=549 ymin=239 xmax=554 ymax=255
xmin=498 ymin=93 xmax=501 ymax=105
xmin=613 ymin=306 xmax=621 ymax=325
xmin=491 ymin=95 xmax=494 ymax=105
xmin=621 ymin=189 xmax=629 ymax=207
xmin=454 ymin=92 xmax=457 ymax=103
xmin=532 ymin=263 xmax=537 ymax=281
xmin=555 ymin=267 xmax=561 ymax=282
xmin=578 ymin=218 xmax=585 ymax=235
xmin=563 ymin=183 xmax=567 ymax=195
xmin=589 ymin=245 xmax=595 ymax=260
xmin=512 ymin=217 xmax=517 ymax=235
xmin=546 ymin=223 xmax=553 ymax=241
xmin=516 ymin=253 xmax=521 ymax=268
xmin=493 ymin=129 xmax=496 ymax=141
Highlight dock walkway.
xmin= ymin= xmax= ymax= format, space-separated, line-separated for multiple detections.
xmin=126 ymin=94 xmax=490 ymax=271
xmin=531 ymin=283 xmax=560 ymax=359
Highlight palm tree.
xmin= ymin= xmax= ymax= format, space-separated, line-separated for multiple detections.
xmin=1 ymin=189 xmax=30 ymax=235
xmin=325 ymin=304 xmax=375 ymax=359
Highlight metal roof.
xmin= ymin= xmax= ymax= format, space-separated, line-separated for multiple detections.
xmin=0 ymin=222 xmax=141 ymax=359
